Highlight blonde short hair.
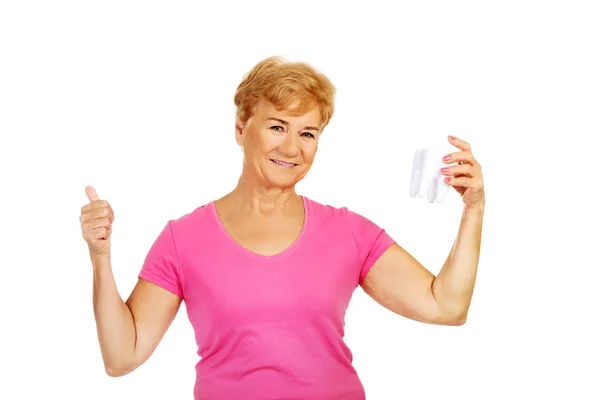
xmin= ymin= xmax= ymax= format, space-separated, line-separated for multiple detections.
xmin=234 ymin=56 xmax=336 ymax=129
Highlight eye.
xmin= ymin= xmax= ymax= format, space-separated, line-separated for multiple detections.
xmin=270 ymin=126 xmax=284 ymax=132
xmin=302 ymin=132 xmax=315 ymax=138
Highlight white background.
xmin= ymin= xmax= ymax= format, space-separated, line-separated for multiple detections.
xmin=1 ymin=1 xmax=598 ymax=399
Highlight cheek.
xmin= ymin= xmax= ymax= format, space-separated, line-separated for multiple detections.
xmin=304 ymin=142 xmax=318 ymax=158
xmin=260 ymin=132 xmax=282 ymax=151
xmin=246 ymin=133 xmax=273 ymax=157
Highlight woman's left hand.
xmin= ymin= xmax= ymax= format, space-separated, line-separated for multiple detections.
xmin=440 ymin=135 xmax=485 ymax=210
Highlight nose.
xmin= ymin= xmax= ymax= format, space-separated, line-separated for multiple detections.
xmin=278 ymin=133 xmax=301 ymax=158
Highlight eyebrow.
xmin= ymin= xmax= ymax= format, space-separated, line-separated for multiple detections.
xmin=267 ymin=117 xmax=320 ymax=132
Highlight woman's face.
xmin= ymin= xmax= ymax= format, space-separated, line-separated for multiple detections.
xmin=236 ymin=99 xmax=322 ymax=190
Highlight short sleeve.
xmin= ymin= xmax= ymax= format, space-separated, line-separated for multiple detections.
xmin=138 ymin=220 xmax=184 ymax=299
xmin=345 ymin=208 xmax=396 ymax=285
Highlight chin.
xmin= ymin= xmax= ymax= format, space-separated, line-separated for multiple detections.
xmin=257 ymin=161 xmax=310 ymax=188
xmin=264 ymin=175 xmax=300 ymax=189
xmin=260 ymin=169 xmax=298 ymax=188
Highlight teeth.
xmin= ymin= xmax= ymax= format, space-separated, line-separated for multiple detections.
xmin=273 ymin=160 xmax=294 ymax=167
xmin=409 ymin=147 xmax=451 ymax=204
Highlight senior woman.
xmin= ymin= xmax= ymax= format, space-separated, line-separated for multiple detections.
xmin=80 ymin=56 xmax=485 ymax=399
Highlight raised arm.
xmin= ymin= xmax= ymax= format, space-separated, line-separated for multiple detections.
xmin=81 ymin=186 xmax=183 ymax=377
xmin=361 ymin=205 xmax=484 ymax=326
xmin=361 ymin=135 xmax=485 ymax=326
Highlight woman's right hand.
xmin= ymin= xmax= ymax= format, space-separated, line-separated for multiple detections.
xmin=81 ymin=186 xmax=115 ymax=257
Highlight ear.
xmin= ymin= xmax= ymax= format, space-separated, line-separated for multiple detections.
xmin=235 ymin=116 xmax=253 ymax=146
xmin=234 ymin=118 xmax=244 ymax=146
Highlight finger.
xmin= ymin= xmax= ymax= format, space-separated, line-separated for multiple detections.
xmin=93 ymin=207 xmax=112 ymax=221
xmin=89 ymin=218 xmax=112 ymax=236
xmin=81 ymin=205 xmax=112 ymax=223
xmin=91 ymin=217 xmax=112 ymax=229
xmin=445 ymin=176 xmax=484 ymax=191
xmin=93 ymin=226 xmax=110 ymax=240
xmin=443 ymin=150 xmax=476 ymax=165
xmin=84 ymin=227 xmax=108 ymax=242
xmin=86 ymin=186 xmax=100 ymax=203
xmin=448 ymin=135 xmax=471 ymax=152
xmin=81 ymin=199 xmax=110 ymax=214
xmin=444 ymin=176 xmax=471 ymax=187
xmin=440 ymin=163 xmax=474 ymax=177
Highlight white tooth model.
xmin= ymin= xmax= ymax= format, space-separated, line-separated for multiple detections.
xmin=410 ymin=147 xmax=453 ymax=204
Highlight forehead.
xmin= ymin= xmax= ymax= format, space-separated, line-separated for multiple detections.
xmin=255 ymin=99 xmax=321 ymax=125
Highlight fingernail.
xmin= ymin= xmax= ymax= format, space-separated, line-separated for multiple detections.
xmin=440 ymin=167 xmax=449 ymax=173
xmin=449 ymin=135 xmax=456 ymax=140
xmin=443 ymin=155 xmax=451 ymax=161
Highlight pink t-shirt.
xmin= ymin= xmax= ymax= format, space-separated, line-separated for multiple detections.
xmin=138 ymin=196 xmax=395 ymax=400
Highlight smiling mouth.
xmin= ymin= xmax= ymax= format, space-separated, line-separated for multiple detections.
xmin=270 ymin=159 xmax=297 ymax=167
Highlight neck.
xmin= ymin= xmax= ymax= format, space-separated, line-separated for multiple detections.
xmin=221 ymin=169 xmax=300 ymax=214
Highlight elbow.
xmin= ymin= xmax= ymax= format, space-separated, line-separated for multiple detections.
xmin=435 ymin=297 xmax=469 ymax=326
xmin=433 ymin=302 xmax=468 ymax=326
xmin=422 ymin=308 xmax=467 ymax=326
xmin=105 ymin=365 xmax=127 ymax=378
xmin=103 ymin=348 xmax=141 ymax=377
xmin=104 ymin=360 xmax=135 ymax=378
xmin=448 ymin=315 xmax=467 ymax=326
xmin=106 ymin=369 xmax=121 ymax=378
xmin=446 ymin=309 xmax=468 ymax=326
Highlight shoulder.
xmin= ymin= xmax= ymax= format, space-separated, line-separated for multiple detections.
xmin=305 ymin=196 xmax=388 ymax=236
xmin=303 ymin=196 xmax=351 ymax=220
xmin=305 ymin=196 xmax=372 ymax=218
xmin=302 ymin=196 xmax=368 ymax=231
xmin=165 ymin=201 xmax=214 ymax=234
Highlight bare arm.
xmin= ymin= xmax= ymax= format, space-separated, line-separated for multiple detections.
xmin=431 ymin=206 xmax=484 ymax=321
xmin=361 ymin=206 xmax=484 ymax=325
xmin=92 ymin=251 xmax=182 ymax=377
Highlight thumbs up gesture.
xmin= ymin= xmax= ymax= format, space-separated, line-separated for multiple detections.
xmin=80 ymin=186 xmax=115 ymax=257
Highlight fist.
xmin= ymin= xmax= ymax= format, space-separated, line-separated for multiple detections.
xmin=80 ymin=186 xmax=115 ymax=257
